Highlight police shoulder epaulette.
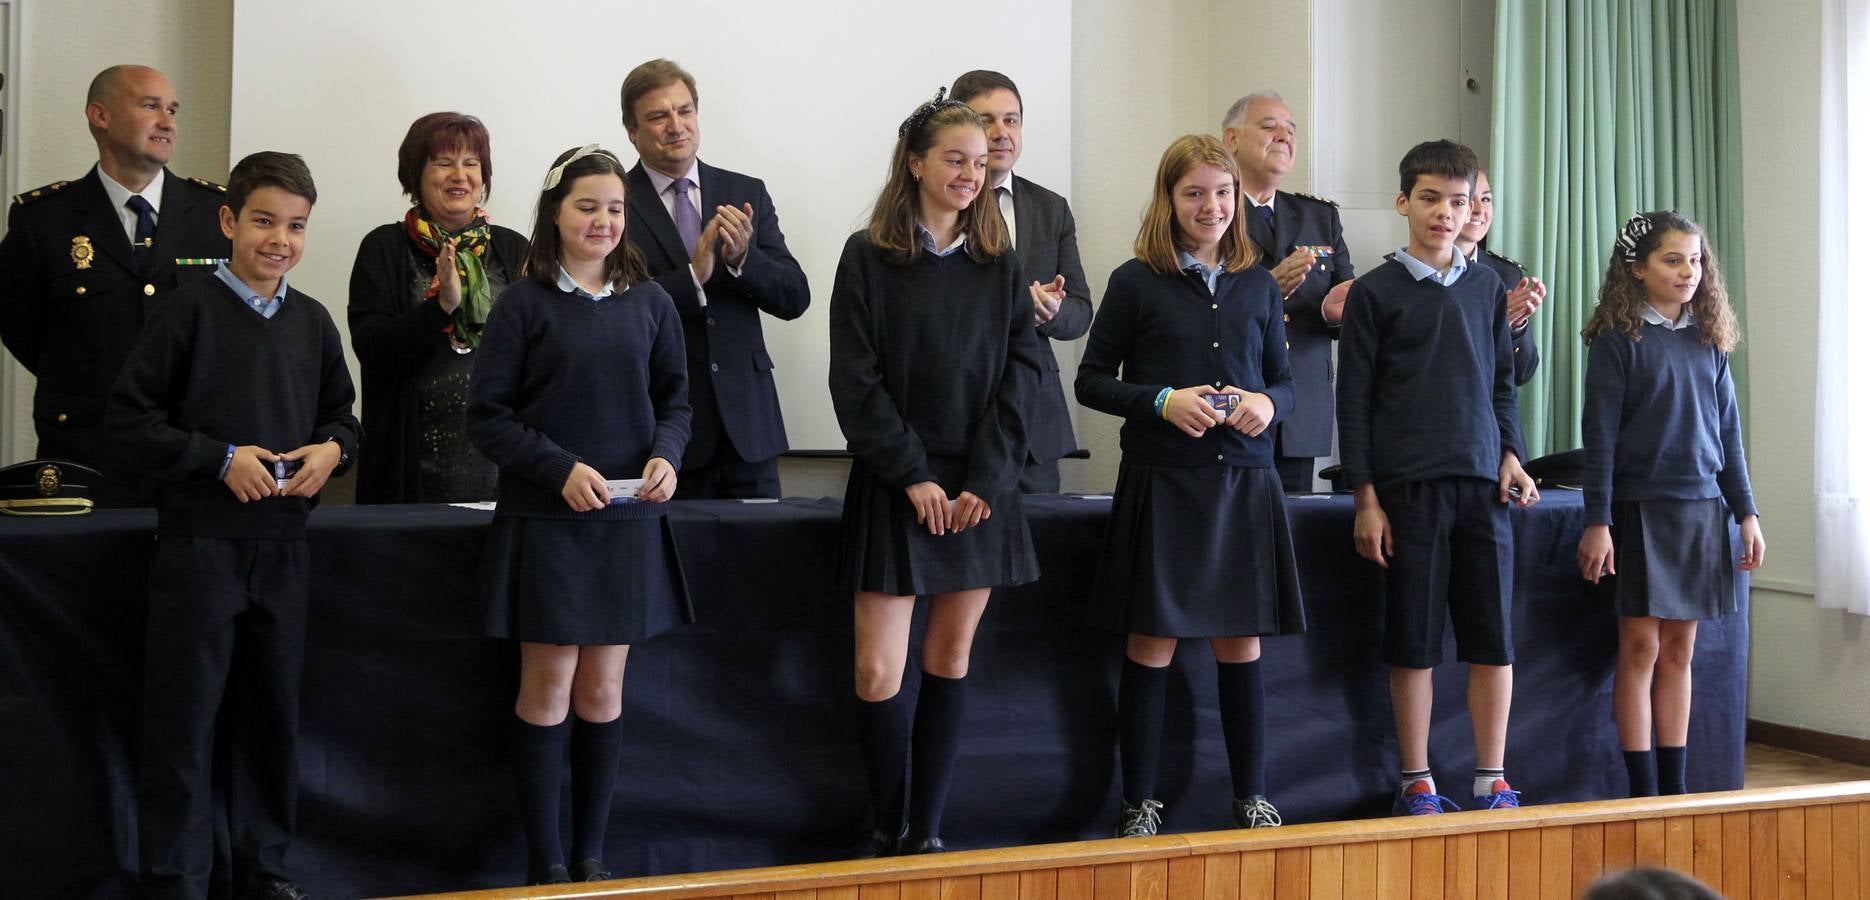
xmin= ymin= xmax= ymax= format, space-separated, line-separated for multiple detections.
xmin=187 ymin=176 xmax=227 ymax=193
xmin=12 ymin=180 xmax=71 ymax=206
xmin=1289 ymin=191 xmax=1339 ymax=208
xmin=1485 ymin=248 xmax=1525 ymax=270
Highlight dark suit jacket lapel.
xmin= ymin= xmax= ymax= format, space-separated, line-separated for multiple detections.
xmin=74 ymin=170 xmax=139 ymax=275
xmin=626 ymin=164 xmax=687 ymax=266
xmin=1011 ymin=175 xmax=1039 ymax=253
xmin=148 ymin=169 xmax=199 ymax=281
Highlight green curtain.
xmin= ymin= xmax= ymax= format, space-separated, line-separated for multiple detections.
xmin=1491 ymin=0 xmax=1746 ymax=458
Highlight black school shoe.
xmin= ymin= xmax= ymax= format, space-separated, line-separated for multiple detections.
xmin=530 ymin=864 xmax=571 ymax=885
xmin=853 ymin=822 xmax=909 ymax=858
xmin=573 ymin=858 xmax=612 ymax=881
xmin=902 ymin=837 xmax=947 ymax=854
xmin=250 ymin=878 xmax=311 ymax=900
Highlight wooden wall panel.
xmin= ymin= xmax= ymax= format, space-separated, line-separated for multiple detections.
xmin=1200 ymin=852 xmax=1237 ymax=900
xmin=1307 ymin=845 xmax=1342 ymax=900
xmin=407 ymin=784 xmax=1870 ymax=900
xmin=1238 ymin=851 xmax=1274 ymax=900
xmin=1341 ymin=843 xmax=1378 ymax=900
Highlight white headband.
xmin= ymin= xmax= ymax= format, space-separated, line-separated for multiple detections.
xmin=542 ymin=144 xmax=606 ymax=191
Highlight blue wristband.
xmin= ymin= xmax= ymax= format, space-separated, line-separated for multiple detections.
xmin=1153 ymin=387 xmax=1173 ymax=419
xmin=218 ymin=443 xmax=236 ymax=480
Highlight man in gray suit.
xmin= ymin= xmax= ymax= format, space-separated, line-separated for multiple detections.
xmin=952 ymin=69 xmax=1091 ymax=494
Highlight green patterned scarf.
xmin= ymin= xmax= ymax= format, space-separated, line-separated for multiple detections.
xmin=405 ymin=207 xmax=494 ymax=349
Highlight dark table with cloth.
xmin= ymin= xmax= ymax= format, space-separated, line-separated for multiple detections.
xmin=0 ymin=491 xmax=1747 ymax=899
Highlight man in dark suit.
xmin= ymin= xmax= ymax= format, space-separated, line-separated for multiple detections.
xmin=951 ymin=69 xmax=1090 ymax=494
xmin=620 ymin=58 xmax=810 ymax=499
xmin=0 ymin=64 xmax=230 ymax=506
xmin=1222 ymin=92 xmax=1355 ymax=493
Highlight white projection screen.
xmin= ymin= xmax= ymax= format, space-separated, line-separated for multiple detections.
xmin=230 ymin=0 xmax=1072 ymax=454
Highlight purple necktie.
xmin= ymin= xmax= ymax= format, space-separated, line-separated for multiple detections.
xmin=671 ymin=178 xmax=700 ymax=258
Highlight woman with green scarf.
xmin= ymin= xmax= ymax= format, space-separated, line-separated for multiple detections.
xmin=349 ymin=112 xmax=528 ymax=503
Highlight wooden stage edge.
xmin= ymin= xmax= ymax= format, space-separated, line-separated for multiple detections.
xmin=385 ymin=780 xmax=1870 ymax=900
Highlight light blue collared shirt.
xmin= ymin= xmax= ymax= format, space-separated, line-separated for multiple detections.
xmin=556 ymin=265 xmax=616 ymax=301
xmin=1393 ymin=246 xmax=1468 ymax=287
xmin=916 ymin=223 xmax=969 ymax=258
xmin=1640 ymin=303 xmax=1696 ymax=330
xmin=1177 ymin=250 xmax=1223 ymax=294
xmin=213 ymin=263 xmax=287 ymax=319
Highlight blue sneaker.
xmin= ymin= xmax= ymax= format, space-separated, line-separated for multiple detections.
xmin=1393 ymin=781 xmax=1461 ymax=815
xmin=1472 ymin=779 xmax=1522 ymax=810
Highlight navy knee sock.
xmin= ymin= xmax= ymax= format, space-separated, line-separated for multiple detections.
xmin=1119 ymin=659 xmax=1171 ymax=805
xmin=1657 ymin=745 xmax=1688 ymax=796
xmin=859 ymin=689 xmax=913 ymax=836
xmin=1623 ymin=749 xmax=1658 ymax=797
xmin=514 ymin=716 xmax=572 ymax=877
xmin=1217 ymin=659 xmax=1268 ymax=799
xmin=569 ymin=715 xmax=626 ymax=864
xmin=908 ymin=672 xmax=969 ymax=843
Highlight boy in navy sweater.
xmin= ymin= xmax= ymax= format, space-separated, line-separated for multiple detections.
xmin=1335 ymin=140 xmax=1537 ymax=816
xmin=108 ymin=151 xmax=358 ymax=900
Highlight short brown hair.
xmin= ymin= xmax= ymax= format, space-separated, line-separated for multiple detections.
xmin=950 ymin=69 xmax=1022 ymax=112
xmin=1398 ymin=139 xmax=1478 ymax=196
xmin=620 ymin=59 xmax=698 ymax=132
xmin=396 ymin=112 xmax=493 ymax=205
xmin=522 ymin=146 xmax=648 ymax=290
xmin=226 ymin=151 xmax=316 ymax=215
xmin=1134 ymin=135 xmax=1258 ymax=275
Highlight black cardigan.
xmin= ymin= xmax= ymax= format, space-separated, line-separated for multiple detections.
xmin=345 ymin=220 xmax=527 ymax=504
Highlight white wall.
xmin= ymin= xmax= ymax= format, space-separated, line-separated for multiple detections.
xmin=0 ymin=0 xmax=232 ymax=462
xmin=1733 ymin=0 xmax=1870 ymax=739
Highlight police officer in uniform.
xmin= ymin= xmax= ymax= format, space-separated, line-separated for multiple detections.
xmin=1221 ymin=91 xmax=1355 ymax=493
xmin=0 ymin=64 xmax=230 ymax=506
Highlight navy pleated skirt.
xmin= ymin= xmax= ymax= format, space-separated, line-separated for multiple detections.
xmin=837 ymin=456 xmax=1039 ymax=596
xmin=479 ymin=514 xmax=693 ymax=645
xmin=1087 ymin=461 xmax=1306 ymax=638
xmin=1606 ymin=498 xmax=1737 ymax=620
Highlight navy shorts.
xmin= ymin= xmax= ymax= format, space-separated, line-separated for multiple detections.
xmin=1377 ymin=477 xmax=1515 ymax=668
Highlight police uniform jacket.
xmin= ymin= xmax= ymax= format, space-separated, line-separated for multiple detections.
xmin=0 ymin=167 xmax=229 ymax=470
xmin=1470 ymin=247 xmax=1542 ymax=386
xmin=1248 ymin=189 xmax=1354 ymax=459
xmin=625 ymin=160 xmax=809 ymax=469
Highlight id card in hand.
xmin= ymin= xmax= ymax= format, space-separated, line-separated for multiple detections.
xmin=604 ymin=478 xmax=645 ymax=505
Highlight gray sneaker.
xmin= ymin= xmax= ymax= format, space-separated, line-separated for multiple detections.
xmin=1117 ymin=799 xmax=1164 ymax=837
xmin=1232 ymin=795 xmax=1283 ymax=828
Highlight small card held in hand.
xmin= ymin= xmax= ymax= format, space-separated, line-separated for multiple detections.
xmin=604 ymin=478 xmax=645 ymax=504
xmin=1202 ymin=393 xmax=1239 ymax=413
xmin=273 ymin=458 xmax=302 ymax=493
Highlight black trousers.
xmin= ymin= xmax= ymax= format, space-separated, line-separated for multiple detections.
xmin=675 ymin=441 xmax=781 ymax=500
xmin=139 ymin=536 xmax=307 ymax=900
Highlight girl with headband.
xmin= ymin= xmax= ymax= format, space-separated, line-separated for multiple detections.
xmin=829 ymin=90 xmax=1045 ymax=856
xmin=1578 ymin=210 xmax=1763 ymax=798
xmin=467 ymin=144 xmax=692 ymax=884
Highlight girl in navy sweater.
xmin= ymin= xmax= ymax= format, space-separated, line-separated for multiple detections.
xmin=1578 ymin=211 xmax=1764 ymax=797
xmin=467 ymin=145 xmax=691 ymax=884
xmin=1076 ymin=134 xmax=1305 ymax=837
xmin=830 ymin=91 xmax=1044 ymax=856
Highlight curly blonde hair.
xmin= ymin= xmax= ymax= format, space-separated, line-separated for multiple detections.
xmin=1581 ymin=211 xmax=1738 ymax=351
